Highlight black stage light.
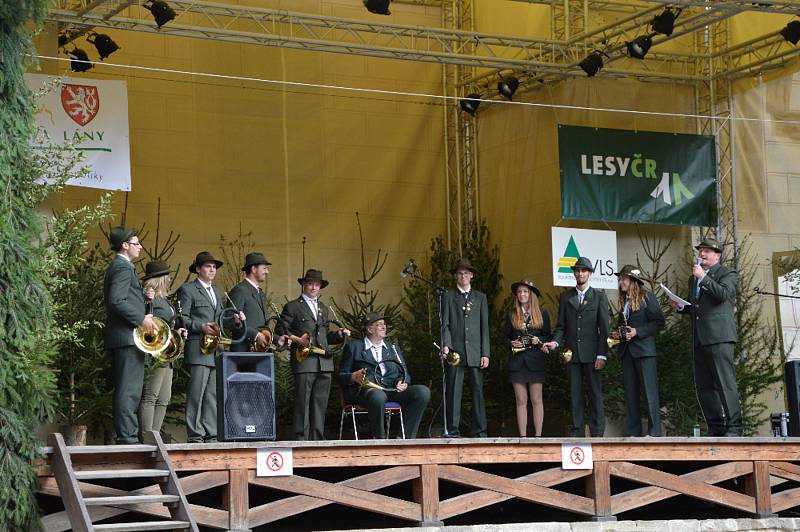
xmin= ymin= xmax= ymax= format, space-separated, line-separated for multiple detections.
xmin=87 ymin=32 xmax=119 ymax=60
xmin=68 ymin=47 xmax=93 ymax=72
xmin=652 ymin=7 xmax=680 ymax=37
xmin=781 ymin=20 xmax=800 ymax=45
xmin=579 ymin=51 xmax=604 ymax=77
xmin=459 ymin=93 xmax=481 ymax=115
xmin=498 ymin=77 xmax=520 ymax=100
xmin=364 ymin=0 xmax=391 ymax=15
xmin=626 ymin=34 xmax=653 ymax=59
xmin=143 ymin=0 xmax=177 ymax=28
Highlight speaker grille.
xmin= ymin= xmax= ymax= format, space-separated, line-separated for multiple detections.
xmin=224 ymin=380 xmax=275 ymax=439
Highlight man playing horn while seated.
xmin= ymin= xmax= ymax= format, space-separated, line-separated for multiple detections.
xmin=339 ymin=312 xmax=430 ymax=439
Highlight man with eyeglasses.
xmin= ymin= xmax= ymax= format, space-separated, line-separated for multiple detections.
xmin=441 ymin=258 xmax=490 ymax=437
xmin=104 ymin=226 xmax=156 ymax=444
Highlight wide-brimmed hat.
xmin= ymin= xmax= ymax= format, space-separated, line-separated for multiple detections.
xmin=449 ymin=258 xmax=477 ymax=274
xmin=189 ymin=251 xmax=223 ymax=274
xmin=142 ymin=260 xmax=171 ymax=281
xmin=571 ymin=256 xmax=594 ymax=272
xmin=242 ymin=252 xmax=272 ymax=272
xmin=363 ymin=311 xmax=386 ymax=328
xmin=298 ymin=269 xmax=329 ymax=289
xmin=614 ymin=264 xmax=646 ymax=285
xmin=695 ymin=237 xmax=723 ymax=253
xmin=109 ymin=226 xmax=137 ymax=251
xmin=510 ymin=278 xmax=541 ymax=297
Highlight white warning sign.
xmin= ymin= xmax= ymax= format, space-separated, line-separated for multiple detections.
xmin=561 ymin=443 xmax=593 ymax=470
xmin=256 ymin=448 xmax=293 ymax=477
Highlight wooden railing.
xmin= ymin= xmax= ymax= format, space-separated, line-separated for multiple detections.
xmin=37 ymin=437 xmax=800 ymax=530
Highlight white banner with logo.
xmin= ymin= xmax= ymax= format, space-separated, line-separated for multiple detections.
xmin=26 ymin=74 xmax=131 ymax=191
xmin=551 ymin=227 xmax=617 ymax=289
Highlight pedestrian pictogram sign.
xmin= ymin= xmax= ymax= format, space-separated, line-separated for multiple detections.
xmin=257 ymin=448 xmax=293 ymax=477
xmin=561 ymin=443 xmax=593 ymax=470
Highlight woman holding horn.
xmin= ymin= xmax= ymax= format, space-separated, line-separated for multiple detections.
xmin=138 ymin=260 xmax=187 ymax=436
xmin=506 ymin=279 xmax=551 ymax=437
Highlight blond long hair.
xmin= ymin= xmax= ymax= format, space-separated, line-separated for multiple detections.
xmin=618 ymin=279 xmax=646 ymax=313
xmin=513 ymin=288 xmax=543 ymax=330
xmin=144 ymin=275 xmax=170 ymax=298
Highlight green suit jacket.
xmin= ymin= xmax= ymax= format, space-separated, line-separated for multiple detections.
xmin=551 ymin=286 xmax=610 ymax=364
xmin=104 ymin=255 xmax=146 ymax=350
xmin=150 ymin=295 xmax=176 ymax=325
xmin=177 ymin=280 xmax=224 ymax=367
xmin=277 ymin=296 xmax=341 ymax=374
xmin=228 ymin=279 xmax=268 ymax=352
xmin=442 ymin=288 xmax=490 ymax=366
xmin=685 ymin=263 xmax=738 ymax=346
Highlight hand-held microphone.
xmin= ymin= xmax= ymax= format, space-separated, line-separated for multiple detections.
xmin=400 ymin=259 xmax=415 ymax=278
xmin=694 ymin=257 xmax=702 ymax=267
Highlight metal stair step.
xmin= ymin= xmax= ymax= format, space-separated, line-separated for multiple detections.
xmin=74 ymin=469 xmax=170 ymax=480
xmin=67 ymin=444 xmax=158 ymax=454
xmin=93 ymin=520 xmax=190 ymax=531
xmin=83 ymin=494 xmax=180 ymax=506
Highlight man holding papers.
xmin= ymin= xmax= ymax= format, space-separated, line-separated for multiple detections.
xmin=669 ymin=237 xmax=742 ymax=437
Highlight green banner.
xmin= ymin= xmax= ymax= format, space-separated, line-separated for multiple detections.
xmin=558 ymin=125 xmax=717 ymax=226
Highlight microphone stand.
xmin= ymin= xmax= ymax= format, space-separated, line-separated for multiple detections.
xmin=404 ymin=270 xmax=452 ymax=438
xmin=753 ymin=287 xmax=800 ymax=300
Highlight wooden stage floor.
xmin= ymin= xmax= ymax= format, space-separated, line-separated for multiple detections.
xmin=36 ymin=437 xmax=800 ymax=530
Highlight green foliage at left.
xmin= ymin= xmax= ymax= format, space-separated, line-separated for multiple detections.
xmin=0 ymin=0 xmax=57 ymax=528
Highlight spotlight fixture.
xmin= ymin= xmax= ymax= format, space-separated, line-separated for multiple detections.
xmin=87 ymin=32 xmax=119 ymax=60
xmin=651 ymin=7 xmax=681 ymax=37
xmin=579 ymin=51 xmax=604 ymax=77
xmin=143 ymin=0 xmax=176 ymax=28
xmin=497 ymin=77 xmax=520 ymax=101
xmin=363 ymin=0 xmax=391 ymax=15
xmin=459 ymin=93 xmax=481 ymax=116
xmin=626 ymin=34 xmax=653 ymax=59
xmin=67 ymin=47 xmax=92 ymax=72
xmin=781 ymin=20 xmax=800 ymax=45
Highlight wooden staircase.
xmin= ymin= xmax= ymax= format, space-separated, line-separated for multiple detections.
xmin=48 ymin=431 xmax=198 ymax=532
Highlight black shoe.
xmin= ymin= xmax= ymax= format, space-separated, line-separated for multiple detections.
xmin=723 ymin=430 xmax=743 ymax=437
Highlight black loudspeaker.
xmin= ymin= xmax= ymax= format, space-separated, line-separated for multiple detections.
xmin=216 ymin=351 xmax=276 ymax=441
xmin=785 ymin=360 xmax=800 ymax=437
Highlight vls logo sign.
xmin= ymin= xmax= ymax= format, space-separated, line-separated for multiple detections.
xmin=61 ymin=84 xmax=100 ymax=126
xmin=579 ymin=154 xmax=695 ymax=207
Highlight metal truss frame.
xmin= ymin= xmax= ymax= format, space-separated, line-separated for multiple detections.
xmin=49 ymin=0 xmax=799 ymax=252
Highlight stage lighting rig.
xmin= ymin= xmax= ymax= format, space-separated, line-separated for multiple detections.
xmin=498 ymin=77 xmax=520 ymax=101
xmin=459 ymin=93 xmax=481 ymax=116
xmin=651 ymin=7 xmax=681 ymax=37
xmin=87 ymin=32 xmax=119 ymax=60
xmin=579 ymin=51 xmax=606 ymax=77
xmin=364 ymin=0 xmax=391 ymax=15
xmin=67 ymin=47 xmax=93 ymax=72
xmin=781 ymin=20 xmax=800 ymax=45
xmin=143 ymin=0 xmax=177 ymax=28
xmin=626 ymin=34 xmax=654 ymax=59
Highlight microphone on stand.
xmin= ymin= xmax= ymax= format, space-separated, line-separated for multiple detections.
xmin=400 ymin=259 xmax=415 ymax=278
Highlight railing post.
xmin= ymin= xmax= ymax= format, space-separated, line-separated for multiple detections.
xmin=587 ymin=461 xmax=615 ymax=522
xmin=744 ymin=460 xmax=775 ymax=518
xmin=413 ymin=464 xmax=442 ymax=527
xmin=224 ymin=468 xmax=251 ymax=531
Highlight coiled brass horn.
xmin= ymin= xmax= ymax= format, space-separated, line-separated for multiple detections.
xmin=560 ymin=348 xmax=573 ymax=363
xmin=155 ymin=333 xmax=184 ymax=364
xmin=511 ymin=334 xmax=540 ymax=355
xmin=133 ymin=317 xmax=173 ymax=357
xmin=433 ymin=342 xmax=460 ymax=366
xmin=294 ymin=332 xmax=327 ymax=363
xmin=201 ymin=322 xmax=232 ymax=355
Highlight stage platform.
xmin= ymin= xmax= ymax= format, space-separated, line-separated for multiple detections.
xmin=36 ymin=436 xmax=800 ymax=531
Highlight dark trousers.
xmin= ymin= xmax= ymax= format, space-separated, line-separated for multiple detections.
xmin=111 ymin=347 xmax=146 ymax=444
xmin=185 ymin=364 xmax=217 ymax=443
xmin=346 ymin=385 xmax=431 ymax=438
xmin=293 ymin=372 xmax=332 ymax=440
xmin=445 ymin=365 xmax=487 ymax=437
xmin=568 ymin=361 xmax=605 ymax=437
xmin=622 ymin=353 xmax=661 ymax=437
xmin=694 ymin=341 xmax=742 ymax=435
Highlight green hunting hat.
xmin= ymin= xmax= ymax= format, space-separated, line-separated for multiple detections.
xmin=142 ymin=260 xmax=171 ymax=281
xmin=510 ymin=278 xmax=541 ymax=297
xmin=695 ymin=237 xmax=723 ymax=253
xmin=364 ymin=311 xmax=386 ymax=328
xmin=242 ymin=252 xmax=272 ymax=272
xmin=189 ymin=251 xmax=223 ymax=274
xmin=614 ymin=264 xmax=646 ymax=285
xmin=571 ymin=256 xmax=594 ymax=272
xmin=109 ymin=226 xmax=137 ymax=251
xmin=298 ymin=269 xmax=329 ymax=289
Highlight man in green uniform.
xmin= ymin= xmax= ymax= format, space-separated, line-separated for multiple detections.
xmin=277 ymin=269 xmax=350 ymax=440
xmin=177 ymin=251 xmax=243 ymax=443
xmin=228 ymin=252 xmax=288 ymax=353
xmin=441 ymin=258 xmax=490 ymax=437
xmin=671 ymin=238 xmax=742 ymax=436
xmin=543 ymin=256 xmax=610 ymax=437
xmin=104 ymin=226 xmax=155 ymax=444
